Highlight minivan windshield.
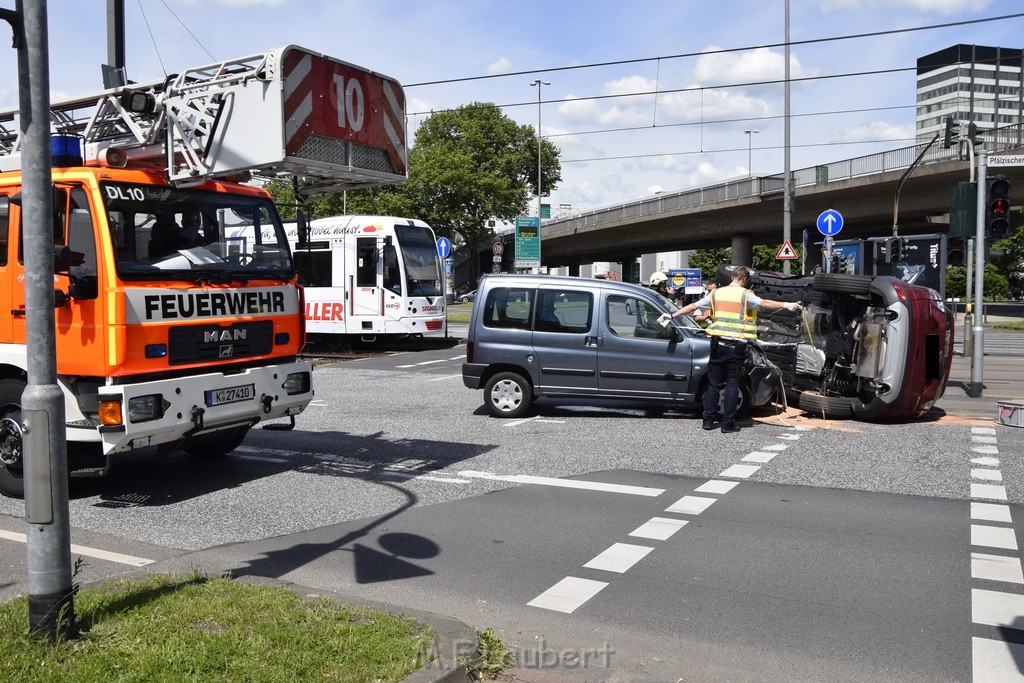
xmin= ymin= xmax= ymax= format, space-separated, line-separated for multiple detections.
xmin=102 ymin=182 xmax=294 ymax=282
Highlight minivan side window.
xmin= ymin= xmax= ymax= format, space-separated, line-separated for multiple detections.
xmin=535 ymin=289 xmax=592 ymax=333
xmin=482 ymin=287 xmax=533 ymax=329
xmin=606 ymin=295 xmax=672 ymax=340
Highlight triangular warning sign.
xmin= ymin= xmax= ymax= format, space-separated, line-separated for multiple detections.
xmin=776 ymin=240 xmax=798 ymax=260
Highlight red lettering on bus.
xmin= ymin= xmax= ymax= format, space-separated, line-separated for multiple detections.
xmin=306 ymin=301 xmax=345 ymax=321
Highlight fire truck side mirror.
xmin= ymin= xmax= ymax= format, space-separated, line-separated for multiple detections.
xmin=296 ymin=209 xmax=309 ymax=248
xmin=53 ymin=245 xmax=71 ymax=274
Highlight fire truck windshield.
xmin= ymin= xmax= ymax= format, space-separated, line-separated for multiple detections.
xmin=395 ymin=224 xmax=442 ymax=297
xmin=102 ymin=182 xmax=294 ymax=281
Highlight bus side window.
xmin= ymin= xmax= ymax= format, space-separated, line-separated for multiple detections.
xmin=356 ymin=238 xmax=375 ymax=287
xmin=382 ymin=244 xmax=400 ymax=294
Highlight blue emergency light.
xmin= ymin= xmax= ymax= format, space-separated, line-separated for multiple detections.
xmin=51 ymin=135 xmax=83 ymax=167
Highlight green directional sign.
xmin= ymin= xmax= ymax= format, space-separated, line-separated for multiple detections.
xmin=515 ymin=216 xmax=541 ymax=268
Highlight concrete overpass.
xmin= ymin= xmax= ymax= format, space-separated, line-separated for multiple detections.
xmin=540 ymin=124 xmax=1024 ymax=270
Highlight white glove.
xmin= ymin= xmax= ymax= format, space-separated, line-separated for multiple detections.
xmin=657 ymin=313 xmax=672 ymax=326
xmin=782 ymin=302 xmax=804 ymax=314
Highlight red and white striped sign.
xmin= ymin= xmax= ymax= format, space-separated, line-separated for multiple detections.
xmin=282 ymin=48 xmax=407 ymax=177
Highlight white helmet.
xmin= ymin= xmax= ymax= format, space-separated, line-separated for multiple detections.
xmin=649 ymin=272 xmax=668 ymax=286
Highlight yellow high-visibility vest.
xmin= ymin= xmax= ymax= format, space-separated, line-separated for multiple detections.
xmin=707 ymin=286 xmax=758 ymax=340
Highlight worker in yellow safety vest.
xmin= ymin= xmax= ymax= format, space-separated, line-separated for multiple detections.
xmin=660 ymin=266 xmax=803 ymax=433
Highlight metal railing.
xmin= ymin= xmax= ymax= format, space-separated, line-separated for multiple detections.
xmin=544 ymin=122 xmax=1024 ymax=234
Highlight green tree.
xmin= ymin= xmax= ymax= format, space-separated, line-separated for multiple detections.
xmin=991 ymin=220 xmax=1024 ymax=296
xmin=688 ymin=245 xmax=805 ymax=279
xmin=266 ymin=102 xmax=561 ymax=281
xmin=947 ymin=264 xmax=1009 ymax=300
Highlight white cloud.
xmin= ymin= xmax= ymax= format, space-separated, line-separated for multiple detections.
xmin=830 ymin=121 xmax=915 ymax=143
xmin=693 ymin=46 xmax=820 ymax=87
xmin=486 ymin=57 xmax=512 ymax=75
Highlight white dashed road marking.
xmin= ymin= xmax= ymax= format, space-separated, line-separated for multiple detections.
xmin=972 ymin=502 xmax=1013 ymax=524
xmin=527 ymin=577 xmax=609 ymax=614
xmin=629 ymin=517 xmax=689 ymax=541
xmin=972 ymin=483 xmax=1008 ymax=501
xmin=665 ymin=495 xmax=717 ymax=515
xmin=584 ymin=543 xmax=654 ymax=573
xmin=694 ymin=480 xmax=739 ymax=495
xmin=972 ymin=553 xmax=1024 ymax=584
xmin=973 ymin=637 xmax=1024 ymax=683
xmin=457 ymin=471 xmax=664 ymax=496
xmin=0 ymin=529 xmax=153 ymax=567
xmin=971 ymin=524 xmax=1019 ymax=551
xmin=719 ymin=463 xmax=761 ymax=479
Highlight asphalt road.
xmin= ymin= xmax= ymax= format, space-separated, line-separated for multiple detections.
xmin=1 ymin=339 xmax=1023 ymax=681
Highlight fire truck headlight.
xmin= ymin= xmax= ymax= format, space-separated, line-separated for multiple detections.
xmin=98 ymin=399 xmax=123 ymax=426
xmin=282 ymin=372 xmax=310 ymax=395
xmin=127 ymin=394 xmax=165 ymax=423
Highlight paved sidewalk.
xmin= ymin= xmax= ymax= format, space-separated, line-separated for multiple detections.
xmin=933 ymin=352 xmax=1024 ymax=420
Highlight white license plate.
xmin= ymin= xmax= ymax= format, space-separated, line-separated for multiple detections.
xmin=205 ymin=384 xmax=255 ymax=407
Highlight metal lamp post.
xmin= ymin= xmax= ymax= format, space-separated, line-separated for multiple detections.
xmin=744 ymin=129 xmax=759 ymax=178
xmin=531 ymin=79 xmax=549 ymax=224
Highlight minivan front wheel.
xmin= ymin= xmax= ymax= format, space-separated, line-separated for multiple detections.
xmin=484 ymin=372 xmax=532 ymax=418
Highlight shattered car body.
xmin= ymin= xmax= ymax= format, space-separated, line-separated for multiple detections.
xmin=732 ymin=265 xmax=954 ymax=420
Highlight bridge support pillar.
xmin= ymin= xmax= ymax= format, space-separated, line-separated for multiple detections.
xmin=620 ymin=256 xmax=639 ymax=283
xmin=731 ymin=234 xmax=753 ymax=267
xmin=568 ymin=264 xmax=580 ymax=277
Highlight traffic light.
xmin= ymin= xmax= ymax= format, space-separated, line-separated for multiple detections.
xmin=943 ymin=117 xmax=961 ymax=149
xmin=986 ymin=175 xmax=1012 ymax=240
xmin=829 ymin=252 xmax=841 ymax=273
xmin=947 ymin=236 xmax=965 ymax=267
xmin=949 ymin=181 xmax=977 ymax=237
xmin=885 ymin=236 xmax=906 ymax=263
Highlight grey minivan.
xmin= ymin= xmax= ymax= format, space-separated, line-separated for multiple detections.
xmin=461 ymin=274 xmax=780 ymax=418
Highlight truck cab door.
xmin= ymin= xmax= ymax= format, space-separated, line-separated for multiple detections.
xmin=12 ymin=186 xmax=101 ymax=373
xmin=0 ymin=195 xmax=12 ymax=343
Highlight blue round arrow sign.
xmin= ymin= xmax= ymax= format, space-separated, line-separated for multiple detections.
xmin=816 ymin=209 xmax=844 ymax=237
xmin=436 ymin=236 xmax=452 ymax=259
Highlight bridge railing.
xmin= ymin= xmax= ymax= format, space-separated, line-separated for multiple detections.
xmin=546 ymin=122 xmax=1024 ymax=233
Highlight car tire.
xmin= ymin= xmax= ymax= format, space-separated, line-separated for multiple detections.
xmin=484 ymin=372 xmax=532 ymax=418
xmin=701 ymin=380 xmax=752 ymax=420
xmin=0 ymin=378 xmax=26 ymax=499
xmin=812 ymin=273 xmax=872 ymax=294
xmin=798 ymin=390 xmax=855 ymax=419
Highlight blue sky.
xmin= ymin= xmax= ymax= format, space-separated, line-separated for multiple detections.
xmin=0 ymin=0 xmax=1021 ymax=215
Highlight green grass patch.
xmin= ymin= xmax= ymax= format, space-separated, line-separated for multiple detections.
xmin=447 ymin=304 xmax=473 ymax=323
xmin=993 ymin=321 xmax=1024 ymax=332
xmin=0 ymin=573 xmax=433 ymax=682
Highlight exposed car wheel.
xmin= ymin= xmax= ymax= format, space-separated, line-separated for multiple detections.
xmin=185 ymin=427 xmax=249 ymax=458
xmin=484 ymin=372 xmax=532 ymax=418
xmin=0 ymin=378 xmax=26 ymax=499
xmin=812 ymin=273 xmax=872 ymax=294
xmin=798 ymin=390 xmax=855 ymax=419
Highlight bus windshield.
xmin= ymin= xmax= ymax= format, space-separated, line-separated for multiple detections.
xmin=102 ymin=181 xmax=294 ymax=282
xmin=395 ymin=224 xmax=442 ymax=296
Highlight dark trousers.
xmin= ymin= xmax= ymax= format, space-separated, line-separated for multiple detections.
xmin=703 ymin=341 xmax=745 ymax=427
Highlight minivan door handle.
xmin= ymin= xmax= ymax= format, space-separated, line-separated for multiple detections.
xmin=585 ymin=335 xmax=602 ymax=348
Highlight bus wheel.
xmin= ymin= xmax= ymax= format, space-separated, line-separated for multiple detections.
xmin=0 ymin=379 xmax=27 ymax=499
xmin=484 ymin=372 xmax=532 ymax=418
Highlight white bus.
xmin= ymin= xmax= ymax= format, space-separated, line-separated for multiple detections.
xmin=283 ymin=215 xmax=447 ymax=345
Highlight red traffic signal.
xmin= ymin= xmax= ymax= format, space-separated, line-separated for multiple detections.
xmin=986 ymin=175 xmax=1012 ymax=239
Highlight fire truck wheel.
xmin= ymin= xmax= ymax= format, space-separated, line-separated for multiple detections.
xmin=0 ymin=378 xmax=26 ymax=499
xmin=184 ymin=428 xmax=249 ymax=458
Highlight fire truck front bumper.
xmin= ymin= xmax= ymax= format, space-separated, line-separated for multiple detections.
xmin=96 ymin=361 xmax=314 ymax=454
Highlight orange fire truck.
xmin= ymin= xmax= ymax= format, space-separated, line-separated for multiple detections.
xmin=0 ymin=46 xmax=407 ymax=497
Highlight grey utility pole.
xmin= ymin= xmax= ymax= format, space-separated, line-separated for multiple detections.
xmin=782 ymin=0 xmax=792 ymax=275
xmin=969 ymin=151 xmax=988 ymax=398
xmin=8 ymin=0 xmax=75 ymax=641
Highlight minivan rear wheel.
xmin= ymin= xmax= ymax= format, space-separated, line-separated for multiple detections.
xmin=484 ymin=372 xmax=532 ymax=418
